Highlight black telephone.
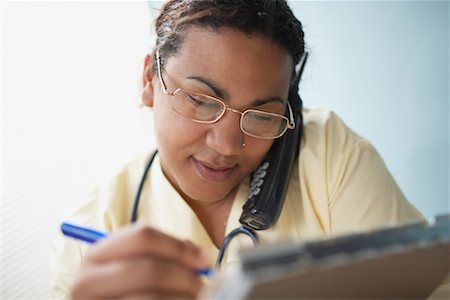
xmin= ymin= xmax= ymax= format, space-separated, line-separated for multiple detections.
xmin=239 ymin=52 xmax=308 ymax=230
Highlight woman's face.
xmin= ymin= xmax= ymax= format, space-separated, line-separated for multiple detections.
xmin=147 ymin=27 xmax=293 ymax=204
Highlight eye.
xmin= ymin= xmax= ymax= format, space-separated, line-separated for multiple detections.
xmin=250 ymin=113 xmax=277 ymax=123
xmin=255 ymin=114 xmax=274 ymax=122
xmin=187 ymin=94 xmax=207 ymax=106
xmin=186 ymin=93 xmax=221 ymax=110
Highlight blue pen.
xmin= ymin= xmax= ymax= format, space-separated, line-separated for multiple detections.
xmin=61 ymin=222 xmax=108 ymax=244
xmin=60 ymin=222 xmax=212 ymax=276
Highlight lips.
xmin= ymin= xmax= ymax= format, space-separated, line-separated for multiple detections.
xmin=192 ymin=157 xmax=236 ymax=182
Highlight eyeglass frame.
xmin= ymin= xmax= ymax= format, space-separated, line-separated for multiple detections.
xmin=155 ymin=50 xmax=296 ymax=140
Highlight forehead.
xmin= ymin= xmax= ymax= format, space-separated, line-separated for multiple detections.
xmin=163 ymin=26 xmax=293 ymax=99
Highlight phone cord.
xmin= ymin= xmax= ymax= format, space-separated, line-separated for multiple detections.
xmin=216 ymin=226 xmax=259 ymax=268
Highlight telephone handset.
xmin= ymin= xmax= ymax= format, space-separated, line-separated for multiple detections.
xmin=239 ymin=52 xmax=308 ymax=231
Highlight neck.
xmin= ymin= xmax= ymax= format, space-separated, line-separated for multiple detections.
xmin=159 ymin=164 xmax=240 ymax=247
xmin=185 ymin=187 xmax=239 ymax=248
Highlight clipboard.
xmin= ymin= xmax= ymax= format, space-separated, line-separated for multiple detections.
xmin=204 ymin=215 xmax=450 ymax=299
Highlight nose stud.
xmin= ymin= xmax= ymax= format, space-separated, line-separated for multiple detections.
xmin=242 ymin=141 xmax=246 ymax=147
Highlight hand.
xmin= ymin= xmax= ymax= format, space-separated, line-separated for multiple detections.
xmin=70 ymin=225 xmax=212 ymax=300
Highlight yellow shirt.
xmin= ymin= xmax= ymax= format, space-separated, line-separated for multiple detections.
xmin=50 ymin=108 xmax=425 ymax=298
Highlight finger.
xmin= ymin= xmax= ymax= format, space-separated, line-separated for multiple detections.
xmin=85 ymin=225 xmax=211 ymax=270
xmin=121 ymin=295 xmax=165 ymax=300
xmin=72 ymin=256 xmax=203 ymax=299
xmin=121 ymin=292 xmax=190 ymax=300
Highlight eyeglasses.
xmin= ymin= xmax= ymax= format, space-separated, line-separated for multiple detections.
xmin=155 ymin=50 xmax=295 ymax=139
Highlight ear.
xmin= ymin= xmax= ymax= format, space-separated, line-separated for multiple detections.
xmin=141 ymin=53 xmax=154 ymax=107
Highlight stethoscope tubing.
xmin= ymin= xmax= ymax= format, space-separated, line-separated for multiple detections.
xmin=130 ymin=150 xmax=259 ymax=267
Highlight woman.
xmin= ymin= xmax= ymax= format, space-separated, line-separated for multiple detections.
xmin=51 ymin=0 xmax=424 ymax=298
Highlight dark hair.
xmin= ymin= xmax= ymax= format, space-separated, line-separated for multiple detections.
xmin=153 ymin=0 xmax=305 ymax=77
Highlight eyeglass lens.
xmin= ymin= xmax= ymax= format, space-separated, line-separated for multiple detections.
xmin=172 ymin=89 xmax=288 ymax=138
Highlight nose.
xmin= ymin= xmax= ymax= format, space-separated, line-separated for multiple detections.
xmin=205 ymin=109 xmax=244 ymax=156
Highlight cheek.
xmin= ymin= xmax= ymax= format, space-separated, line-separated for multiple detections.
xmin=152 ymin=99 xmax=204 ymax=152
xmin=244 ymin=140 xmax=274 ymax=172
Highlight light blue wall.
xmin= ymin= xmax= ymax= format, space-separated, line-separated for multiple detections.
xmin=147 ymin=1 xmax=449 ymax=218
xmin=289 ymin=1 xmax=449 ymax=219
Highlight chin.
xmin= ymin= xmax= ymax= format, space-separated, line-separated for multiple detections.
xmin=178 ymin=176 xmax=238 ymax=203
xmin=186 ymin=184 xmax=230 ymax=202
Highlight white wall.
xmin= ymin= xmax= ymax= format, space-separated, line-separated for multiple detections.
xmin=2 ymin=2 xmax=155 ymax=298
xmin=2 ymin=1 xmax=448 ymax=298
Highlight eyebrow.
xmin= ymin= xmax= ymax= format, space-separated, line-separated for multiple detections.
xmin=186 ymin=76 xmax=286 ymax=106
